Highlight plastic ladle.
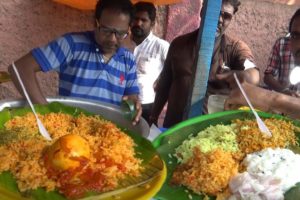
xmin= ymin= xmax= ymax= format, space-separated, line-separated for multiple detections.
xmin=12 ymin=62 xmax=52 ymax=141
xmin=233 ymin=73 xmax=272 ymax=137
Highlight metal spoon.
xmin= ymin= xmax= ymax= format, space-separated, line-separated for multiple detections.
xmin=12 ymin=62 xmax=52 ymax=141
xmin=233 ymin=73 xmax=272 ymax=137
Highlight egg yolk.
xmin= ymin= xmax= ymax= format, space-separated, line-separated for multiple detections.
xmin=45 ymin=134 xmax=91 ymax=171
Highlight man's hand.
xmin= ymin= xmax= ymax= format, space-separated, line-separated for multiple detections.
xmin=224 ymin=78 xmax=273 ymax=113
xmin=264 ymin=73 xmax=289 ymax=92
xmin=122 ymin=95 xmax=142 ymax=126
xmin=153 ymin=78 xmax=159 ymax=93
xmin=224 ymin=76 xmax=247 ymax=111
xmin=8 ymin=53 xmax=48 ymax=105
xmin=283 ymin=89 xmax=300 ymax=98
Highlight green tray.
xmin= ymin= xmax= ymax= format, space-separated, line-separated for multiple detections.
xmin=153 ymin=110 xmax=300 ymax=200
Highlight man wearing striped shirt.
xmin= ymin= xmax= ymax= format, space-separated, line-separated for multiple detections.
xmin=8 ymin=0 xmax=142 ymax=125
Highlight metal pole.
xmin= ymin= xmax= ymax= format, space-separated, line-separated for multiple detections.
xmin=188 ymin=0 xmax=222 ymax=118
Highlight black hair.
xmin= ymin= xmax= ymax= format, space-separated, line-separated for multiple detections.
xmin=133 ymin=2 xmax=156 ymax=22
xmin=223 ymin=0 xmax=241 ymax=14
xmin=289 ymin=8 xmax=300 ymax=33
xmin=95 ymin=0 xmax=133 ymax=21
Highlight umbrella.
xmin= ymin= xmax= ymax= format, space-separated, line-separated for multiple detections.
xmin=53 ymin=0 xmax=182 ymax=10
xmin=131 ymin=0 xmax=182 ymax=5
xmin=53 ymin=0 xmax=97 ymax=10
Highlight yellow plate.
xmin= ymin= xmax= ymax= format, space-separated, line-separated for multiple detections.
xmin=0 ymin=162 xmax=167 ymax=200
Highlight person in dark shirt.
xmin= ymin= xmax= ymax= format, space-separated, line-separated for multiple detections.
xmin=150 ymin=0 xmax=259 ymax=128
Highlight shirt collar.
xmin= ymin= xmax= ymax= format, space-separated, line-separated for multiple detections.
xmin=138 ymin=31 xmax=154 ymax=46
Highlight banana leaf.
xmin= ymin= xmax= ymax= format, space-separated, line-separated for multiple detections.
xmin=152 ymin=110 xmax=300 ymax=200
xmin=0 ymin=102 xmax=165 ymax=200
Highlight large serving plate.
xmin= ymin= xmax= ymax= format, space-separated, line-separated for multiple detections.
xmin=0 ymin=100 xmax=165 ymax=200
xmin=0 ymin=97 xmax=149 ymax=137
xmin=152 ymin=110 xmax=300 ymax=200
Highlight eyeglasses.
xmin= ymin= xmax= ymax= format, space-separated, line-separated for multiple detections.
xmin=220 ymin=11 xmax=233 ymax=21
xmin=96 ymin=22 xmax=128 ymax=40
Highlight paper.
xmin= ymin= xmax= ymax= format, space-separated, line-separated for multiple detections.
xmin=147 ymin=124 xmax=162 ymax=142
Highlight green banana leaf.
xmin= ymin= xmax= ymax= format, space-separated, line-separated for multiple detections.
xmin=0 ymin=102 xmax=161 ymax=200
xmin=152 ymin=110 xmax=300 ymax=200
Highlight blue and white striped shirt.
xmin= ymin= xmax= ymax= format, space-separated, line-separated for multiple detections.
xmin=32 ymin=31 xmax=139 ymax=105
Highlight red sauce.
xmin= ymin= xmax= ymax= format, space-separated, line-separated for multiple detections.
xmin=44 ymin=153 xmax=127 ymax=199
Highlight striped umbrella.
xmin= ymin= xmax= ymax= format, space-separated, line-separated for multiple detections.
xmin=53 ymin=0 xmax=182 ymax=10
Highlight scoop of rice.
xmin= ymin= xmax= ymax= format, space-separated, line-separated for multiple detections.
xmin=171 ymin=148 xmax=238 ymax=196
xmin=175 ymin=124 xmax=239 ymax=164
xmin=235 ymin=118 xmax=297 ymax=155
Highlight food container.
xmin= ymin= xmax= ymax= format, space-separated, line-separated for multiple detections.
xmin=0 ymin=97 xmax=165 ymax=200
xmin=207 ymin=94 xmax=228 ymax=114
xmin=0 ymin=97 xmax=150 ymax=138
xmin=152 ymin=110 xmax=300 ymax=200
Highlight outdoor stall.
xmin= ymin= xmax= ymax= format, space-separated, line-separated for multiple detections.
xmin=0 ymin=0 xmax=300 ymax=199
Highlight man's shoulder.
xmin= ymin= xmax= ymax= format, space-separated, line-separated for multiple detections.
xmin=61 ymin=31 xmax=94 ymax=43
xmin=223 ymin=34 xmax=252 ymax=51
xmin=152 ymin=34 xmax=170 ymax=45
xmin=223 ymin=34 xmax=246 ymax=45
xmin=274 ymin=36 xmax=291 ymax=46
xmin=119 ymin=47 xmax=134 ymax=56
xmin=171 ymin=29 xmax=199 ymax=46
xmin=117 ymin=47 xmax=136 ymax=62
xmin=149 ymin=34 xmax=170 ymax=52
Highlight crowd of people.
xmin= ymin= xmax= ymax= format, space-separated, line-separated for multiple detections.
xmin=7 ymin=0 xmax=300 ymax=128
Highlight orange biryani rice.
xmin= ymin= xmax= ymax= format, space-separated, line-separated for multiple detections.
xmin=171 ymin=118 xmax=298 ymax=198
xmin=234 ymin=118 xmax=298 ymax=155
xmin=171 ymin=148 xmax=238 ymax=196
xmin=0 ymin=112 xmax=142 ymax=198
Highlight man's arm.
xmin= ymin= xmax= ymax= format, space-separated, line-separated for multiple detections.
xmin=264 ymin=38 xmax=286 ymax=91
xmin=238 ymin=67 xmax=260 ymax=85
xmin=225 ymin=78 xmax=300 ymax=119
xmin=216 ymin=67 xmax=260 ymax=86
xmin=8 ymin=53 xmax=48 ymax=104
xmin=216 ymin=36 xmax=260 ymax=85
xmin=264 ymin=73 xmax=288 ymax=92
xmin=149 ymin=43 xmax=173 ymax=125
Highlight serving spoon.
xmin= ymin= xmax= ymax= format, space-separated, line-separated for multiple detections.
xmin=233 ymin=73 xmax=272 ymax=137
xmin=12 ymin=62 xmax=52 ymax=141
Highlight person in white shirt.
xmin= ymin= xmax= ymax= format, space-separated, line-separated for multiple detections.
xmin=131 ymin=2 xmax=170 ymax=124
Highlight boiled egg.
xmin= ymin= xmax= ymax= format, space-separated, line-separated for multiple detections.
xmin=45 ymin=134 xmax=91 ymax=171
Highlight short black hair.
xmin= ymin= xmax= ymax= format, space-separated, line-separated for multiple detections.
xmin=223 ymin=0 xmax=241 ymax=14
xmin=289 ymin=8 xmax=300 ymax=33
xmin=95 ymin=0 xmax=133 ymax=21
xmin=133 ymin=2 xmax=156 ymax=22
